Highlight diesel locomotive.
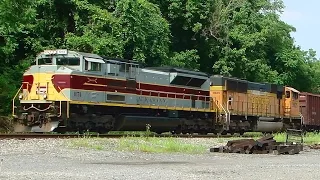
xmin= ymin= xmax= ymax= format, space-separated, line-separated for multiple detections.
xmin=12 ymin=49 xmax=302 ymax=134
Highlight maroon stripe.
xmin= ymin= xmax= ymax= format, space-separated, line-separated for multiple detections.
xmin=52 ymin=74 xmax=210 ymax=101
xmin=22 ymin=75 xmax=34 ymax=92
xmin=139 ymin=83 xmax=208 ymax=96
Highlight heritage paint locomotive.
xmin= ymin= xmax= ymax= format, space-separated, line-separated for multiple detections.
xmin=12 ymin=49 xmax=303 ymax=134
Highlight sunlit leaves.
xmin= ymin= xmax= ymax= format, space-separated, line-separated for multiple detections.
xmin=0 ymin=0 xmax=319 ymax=115
xmin=114 ymin=0 xmax=170 ymax=66
xmin=167 ymin=50 xmax=200 ymax=71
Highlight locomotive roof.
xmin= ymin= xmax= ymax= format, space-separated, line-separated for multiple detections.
xmin=146 ymin=66 xmax=209 ymax=77
xmin=77 ymin=51 xmax=140 ymax=64
xmin=77 ymin=51 xmax=104 ymax=60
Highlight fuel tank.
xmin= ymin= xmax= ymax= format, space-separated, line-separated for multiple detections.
xmin=253 ymin=121 xmax=284 ymax=132
xmin=113 ymin=115 xmax=182 ymax=132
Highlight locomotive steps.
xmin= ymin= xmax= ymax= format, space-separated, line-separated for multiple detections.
xmin=210 ymin=134 xmax=303 ymax=155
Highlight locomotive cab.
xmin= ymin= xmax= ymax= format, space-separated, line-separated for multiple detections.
xmin=284 ymin=86 xmax=300 ymax=118
xmin=13 ymin=49 xmax=83 ymax=132
xmin=36 ymin=49 xmax=80 ymax=67
xmin=283 ymin=86 xmax=302 ymax=129
xmin=18 ymin=49 xmax=80 ymax=102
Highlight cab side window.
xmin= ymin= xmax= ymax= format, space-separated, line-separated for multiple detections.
xmin=292 ymin=92 xmax=298 ymax=100
xmin=286 ymin=91 xmax=290 ymax=98
xmin=107 ymin=62 xmax=119 ymax=76
xmin=85 ymin=60 xmax=101 ymax=71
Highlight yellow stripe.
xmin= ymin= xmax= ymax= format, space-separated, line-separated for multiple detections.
xmin=70 ymin=100 xmax=216 ymax=112
xmin=61 ymin=88 xmax=209 ymax=100
xmin=210 ymin=86 xmax=225 ymax=90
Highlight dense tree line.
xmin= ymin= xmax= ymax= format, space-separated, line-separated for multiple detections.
xmin=0 ymin=0 xmax=319 ymax=115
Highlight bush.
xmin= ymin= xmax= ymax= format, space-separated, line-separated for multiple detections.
xmin=0 ymin=116 xmax=13 ymax=133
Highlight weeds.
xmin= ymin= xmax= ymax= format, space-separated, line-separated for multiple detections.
xmin=67 ymin=131 xmax=320 ymax=153
xmin=117 ymin=137 xmax=207 ymax=154
xmin=115 ymin=124 xmax=206 ymax=154
xmin=274 ymin=132 xmax=320 ymax=144
xmin=0 ymin=116 xmax=13 ymax=133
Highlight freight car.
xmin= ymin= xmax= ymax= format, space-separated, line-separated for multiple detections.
xmin=299 ymin=92 xmax=320 ymax=131
xmin=12 ymin=49 xmax=302 ymax=134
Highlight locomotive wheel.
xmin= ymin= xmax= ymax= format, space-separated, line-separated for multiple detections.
xmin=85 ymin=122 xmax=95 ymax=131
xmin=198 ymin=129 xmax=208 ymax=135
xmin=239 ymin=130 xmax=245 ymax=136
xmin=220 ymin=130 xmax=227 ymax=135
xmin=97 ymin=128 xmax=109 ymax=134
xmin=198 ymin=132 xmax=208 ymax=135
xmin=171 ymin=131 xmax=180 ymax=135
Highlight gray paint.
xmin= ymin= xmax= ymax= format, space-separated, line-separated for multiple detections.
xmin=25 ymin=50 xmax=212 ymax=110
xmin=66 ymin=89 xmax=211 ymax=109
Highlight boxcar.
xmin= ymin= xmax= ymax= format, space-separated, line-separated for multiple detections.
xmin=300 ymin=92 xmax=320 ymax=131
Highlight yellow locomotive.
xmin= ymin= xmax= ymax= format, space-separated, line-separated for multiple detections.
xmin=210 ymin=75 xmax=302 ymax=134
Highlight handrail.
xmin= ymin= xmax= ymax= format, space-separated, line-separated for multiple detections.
xmin=214 ymin=99 xmax=284 ymax=118
xmin=226 ymin=104 xmax=230 ymax=130
xmin=137 ymin=88 xmax=211 ymax=98
xmin=137 ymin=88 xmax=212 ymax=111
xmin=300 ymin=113 xmax=304 ymax=126
xmin=12 ymin=84 xmax=24 ymax=116
xmin=213 ymin=100 xmax=229 ymax=130
xmin=223 ymin=102 xmax=230 ymax=130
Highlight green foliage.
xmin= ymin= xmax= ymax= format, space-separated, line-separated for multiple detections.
xmin=274 ymin=132 xmax=320 ymax=145
xmin=0 ymin=116 xmax=13 ymax=133
xmin=114 ymin=0 xmax=170 ymax=66
xmin=167 ymin=50 xmax=200 ymax=70
xmin=0 ymin=0 xmax=320 ymax=115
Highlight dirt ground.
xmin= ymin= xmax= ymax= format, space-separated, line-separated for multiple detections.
xmin=0 ymin=138 xmax=319 ymax=180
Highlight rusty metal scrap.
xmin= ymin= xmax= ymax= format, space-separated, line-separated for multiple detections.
xmin=210 ymin=135 xmax=303 ymax=155
xmin=309 ymin=144 xmax=320 ymax=149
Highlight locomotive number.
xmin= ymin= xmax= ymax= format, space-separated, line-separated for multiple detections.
xmin=74 ymin=91 xmax=81 ymax=97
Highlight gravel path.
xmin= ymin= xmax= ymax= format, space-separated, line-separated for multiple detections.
xmin=0 ymin=138 xmax=319 ymax=180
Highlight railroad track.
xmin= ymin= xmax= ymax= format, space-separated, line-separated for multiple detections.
xmin=0 ymin=133 xmax=253 ymax=139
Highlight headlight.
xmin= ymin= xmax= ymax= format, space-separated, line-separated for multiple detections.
xmin=43 ymin=94 xmax=47 ymax=99
xmin=19 ymin=94 xmax=23 ymax=100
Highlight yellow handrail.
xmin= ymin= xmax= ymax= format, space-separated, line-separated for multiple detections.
xmin=12 ymin=84 xmax=24 ymax=116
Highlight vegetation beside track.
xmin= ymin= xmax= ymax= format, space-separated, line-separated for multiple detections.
xmin=117 ymin=137 xmax=208 ymax=154
xmin=0 ymin=116 xmax=12 ymax=133
xmin=273 ymin=132 xmax=320 ymax=145
xmin=68 ymin=135 xmax=210 ymax=154
xmin=65 ymin=131 xmax=320 ymax=154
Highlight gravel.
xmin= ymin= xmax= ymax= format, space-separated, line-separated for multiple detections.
xmin=0 ymin=138 xmax=319 ymax=180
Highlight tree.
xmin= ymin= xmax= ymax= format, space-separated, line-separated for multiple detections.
xmin=0 ymin=0 xmax=319 ymax=115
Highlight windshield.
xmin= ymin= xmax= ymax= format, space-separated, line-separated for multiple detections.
xmin=38 ymin=57 xmax=53 ymax=65
xmin=56 ymin=57 xmax=80 ymax=66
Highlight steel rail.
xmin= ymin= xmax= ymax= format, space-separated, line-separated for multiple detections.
xmin=0 ymin=133 xmax=254 ymax=139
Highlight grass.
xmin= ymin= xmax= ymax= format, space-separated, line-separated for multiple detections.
xmin=67 ymin=135 xmax=207 ymax=154
xmin=66 ymin=131 xmax=320 ymax=154
xmin=67 ymin=136 xmax=105 ymax=151
xmin=117 ymin=137 xmax=207 ymax=154
xmin=66 ymin=132 xmax=110 ymax=150
xmin=108 ymin=131 xmax=158 ymax=136
xmin=274 ymin=132 xmax=320 ymax=145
